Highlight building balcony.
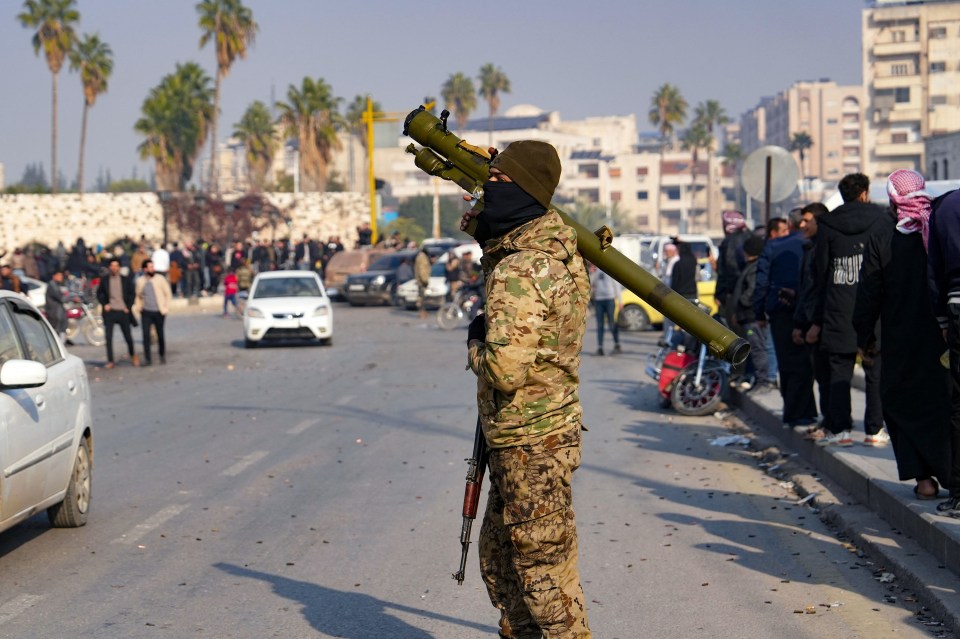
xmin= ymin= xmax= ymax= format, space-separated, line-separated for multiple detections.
xmin=873 ymin=74 xmax=920 ymax=90
xmin=871 ymin=40 xmax=921 ymax=57
xmin=874 ymin=141 xmax=924 ymax=158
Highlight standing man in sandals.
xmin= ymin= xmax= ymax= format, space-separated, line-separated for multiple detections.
xmin=463 ymin=140 xmax=592 ymax=638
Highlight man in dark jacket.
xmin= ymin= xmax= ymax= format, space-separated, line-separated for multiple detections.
xmin=732 ymin=234 xmax=771 ymax=391
xmin=715 ymin=210 xmax=751 ymax=323
xmin=96 ymin=258 xmax=138 ymax=369
xmin=928 ymin=188 xmax=960 ymax=515
xmin=670 ymin=239 xmax=698 ymax=300
xmin=806 ymin=173 xmax=891 ymax=446
xmin=45 ymin=270 xmax=69 ymax=344
xmin=754 ymin=216 xmax=817 ymax=426
xmin=792 ymin=203 xmax=830 ymax=432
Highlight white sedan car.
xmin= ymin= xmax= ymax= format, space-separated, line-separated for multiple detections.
xmin=20 ymin=276 xmax=48 ymax=309
xmin=243 ymin=270 xmax=333 ymax=348
xmin=0 ymin=290 xmax=93 ymax=534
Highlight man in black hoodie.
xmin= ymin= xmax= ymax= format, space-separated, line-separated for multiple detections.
xmin=806 ymin=174 xmax=891 ymax=447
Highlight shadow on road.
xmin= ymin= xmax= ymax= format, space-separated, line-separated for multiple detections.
xmin=214 ymin=562 xmax=494 ymax=638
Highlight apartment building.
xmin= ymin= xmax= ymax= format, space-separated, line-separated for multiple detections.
xmin=863 ymin=0 xmax=960 ymax=179
xmin=739 ymin=80 xmax=865 ymax=191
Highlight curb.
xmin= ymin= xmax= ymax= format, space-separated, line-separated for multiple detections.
xmin=729 ymin=389 xmax=960 ymax=628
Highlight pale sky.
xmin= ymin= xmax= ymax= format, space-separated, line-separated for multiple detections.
xmin=0 ymin=0 xmax=866 ymax=189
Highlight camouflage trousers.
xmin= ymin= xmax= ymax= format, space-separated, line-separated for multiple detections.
xmin=479 ymin=428 xmax=591 ymax=639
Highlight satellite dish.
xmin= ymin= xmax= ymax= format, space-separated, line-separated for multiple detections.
xmin=741 ymin=146 xmax=799 ymax=203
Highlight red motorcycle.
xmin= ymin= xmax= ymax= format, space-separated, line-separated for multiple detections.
xmin=64 ymin=294 xmax=106 ymax=347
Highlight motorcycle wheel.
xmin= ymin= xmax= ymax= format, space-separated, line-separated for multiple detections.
xmin=65 ymin=318 xmax=79 ymax=340
xmin=670 ymin=365 xmax=726 ymax=416
xmin=436 ymin=303 xmax=463 ymax=330
xmin=83 ymin=316 xmax=107 ymax=347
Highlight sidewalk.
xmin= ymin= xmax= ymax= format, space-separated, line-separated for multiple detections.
xmin=730 ymin=378 xmax=960 ymax=619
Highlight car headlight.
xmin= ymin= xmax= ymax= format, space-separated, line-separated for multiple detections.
xmin=313 ymin=305 xmax=330 ymax=317
xmin=371 ymin=275 xmax=386 ymax=287
xmin=247 ymin=307 xmax=265 ymax=318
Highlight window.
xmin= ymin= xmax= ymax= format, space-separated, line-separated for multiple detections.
xmin=827 ymin=151 xmax=839 ymax=158
xmin=891 ymin=132 xmax=908 ymax=144
xmin=843 ymin=113 xmax=860 ymax=124
xmin=892 ymin=30 xmax=906 ymax=42
xmin=930 ymin=26 xmax=947 ymax=39
xmin=891 ymin=63 xmax=910 ymax=76
xmin=666 ymin=187 xmax=680 ymax=200
xmin=578 ymin=164 xmax=599 ymax=179
xmin=931 ymin=95 xmax=949 ymax=106
xmin=608 ymin=167 xmax=622 ymax=178
xmin=843 ymin=130 xmax=860 ymax=141
xmin=13 ymin=307 xmax=59 ymax=366
xmin=0 ymin=305 xmax=23 ymax=366
xmin=611 ymin=191 xmax=621 ymax=202
xmin=931 ymin=61 xmax=947 ymax=73
xmin=637 ymin=191 xmax=649 ymax=201
xmin=933 ymin=160 xmax=939 ymax=181
xmin=945 ymin=159 xmax=950 ymax=180
xmin=579 ymin=188 xmax=599 ymax=203
xmin=636 ymin=167 xmax=649 ymax=176
xmin=827 ymin=118 xmax=839 ymax=125
xmin=895 ymin=88 xmax=910 ymax=103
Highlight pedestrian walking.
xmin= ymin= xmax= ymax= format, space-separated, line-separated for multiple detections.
xmin=462 ymin=140 xmax=592 ymax=638
xmin=590 ymin=263 xmax=621 ymax=355
xmin=133 ymin=259 xmax=171 ymax=366
xmin=414 ymin=247 xmax=431 ymax=319
xmin=96 ymin=258 xmax=138 ymax=369
xmin=855 ymin=169 xmax=949 ymax=500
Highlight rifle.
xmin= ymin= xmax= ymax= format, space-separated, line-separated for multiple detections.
xmin=403 ymin=105 xmax=750 ymax=366
xmin=453 ymin=416 xmax=489 ymax=585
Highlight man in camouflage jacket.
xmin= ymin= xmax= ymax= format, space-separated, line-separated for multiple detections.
xmin=464 ymin=140 xmax=592 ymax=639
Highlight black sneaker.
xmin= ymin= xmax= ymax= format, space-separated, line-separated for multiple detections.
xmin=612 ymin=343 xmax=622 ymax=354
xmin=596 ymin=347 xmax=604 ymax=356
xmin=936 ymin=497 xmax=960 ymax=516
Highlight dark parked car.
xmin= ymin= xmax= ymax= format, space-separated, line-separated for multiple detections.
xmin=344 ymin=250 xmax=418 ymax=306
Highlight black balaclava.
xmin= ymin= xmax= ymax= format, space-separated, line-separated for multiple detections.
xmin=478 ymin=181 xmax=546 ymax=242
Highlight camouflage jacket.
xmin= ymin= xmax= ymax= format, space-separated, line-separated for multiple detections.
xmin=468 ymin=211 xmax=590 ymax=448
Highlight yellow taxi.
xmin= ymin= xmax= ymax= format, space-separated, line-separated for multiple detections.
xmin=618 ymin=261 xmax=718 ymax=331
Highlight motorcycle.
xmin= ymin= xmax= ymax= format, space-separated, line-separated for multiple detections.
xmin=436 ymin=286 xmax=483 ymax=330
xmin=646 ymin=308 xmax=731 ymax=416
xmin=64 ymin=295 xmax=106 ymax=347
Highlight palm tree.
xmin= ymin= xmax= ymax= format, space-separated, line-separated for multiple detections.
xmin=135 ymin=62 xmax=214 ymax=191
xmin=198 ymin=0 xmax=259 ymax=192
xmin=275 ymin=77 xmax=343 ymax=192
xmin=233 ymin=101 xmax=277 ymax=191
xmin=693 ymin=100 xmax=730 ymax=231
xmin=681 ymin=122 xmax=711 ymax=232
xmin=721 ymin=141 xmax=744 ymax=210
xmin=789 ymin=131 xmax=813 ymax=193
xmin=68 ymin=33 xmax=113 ymax=194
xmin=648 ymin=83 xmax=687 ymax=234
xmin=18 ymin=0 xmax=79 ymax=194
xmin=478 ymin=64 xmax=510 ymax=146
xmin=441 ymin=72 xmax=476 ymax=131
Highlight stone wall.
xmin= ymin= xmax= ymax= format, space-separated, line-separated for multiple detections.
xmin=0 ymin=192 xmax=371 ymax=250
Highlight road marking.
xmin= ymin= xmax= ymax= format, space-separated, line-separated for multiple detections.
xmin=287 ymin=418 xmax=320 ymax=435
xmin=113 ymin=504 xmax=190 ymax=545
xmin=335 ymin=394 xmax=355 ymax=406
xmin=221 ymin=451 xmax=269 ymax=477
xmin=0 ymin=594 xmax=45 ymax=625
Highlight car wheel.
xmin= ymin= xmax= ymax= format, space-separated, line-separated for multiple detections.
xmin=244 ymin=338 xmax=256 ymax=349
xmin=48 ymin=436 xmax=92 ymax=528
xmin=320 ymin=337 xmax=333 ymax=346
xmin=619 ymin=304 xmax=651 ymax=332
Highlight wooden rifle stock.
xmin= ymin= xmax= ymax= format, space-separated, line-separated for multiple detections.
xmin=453 ymin=417 xmax=489 ymax=585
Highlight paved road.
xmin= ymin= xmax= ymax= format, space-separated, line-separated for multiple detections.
xmin=0 ymin=305 xmax=947 ymax=638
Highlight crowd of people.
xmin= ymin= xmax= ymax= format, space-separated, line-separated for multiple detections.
xmin=709 ymin=169 xmax=960 ymax=518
